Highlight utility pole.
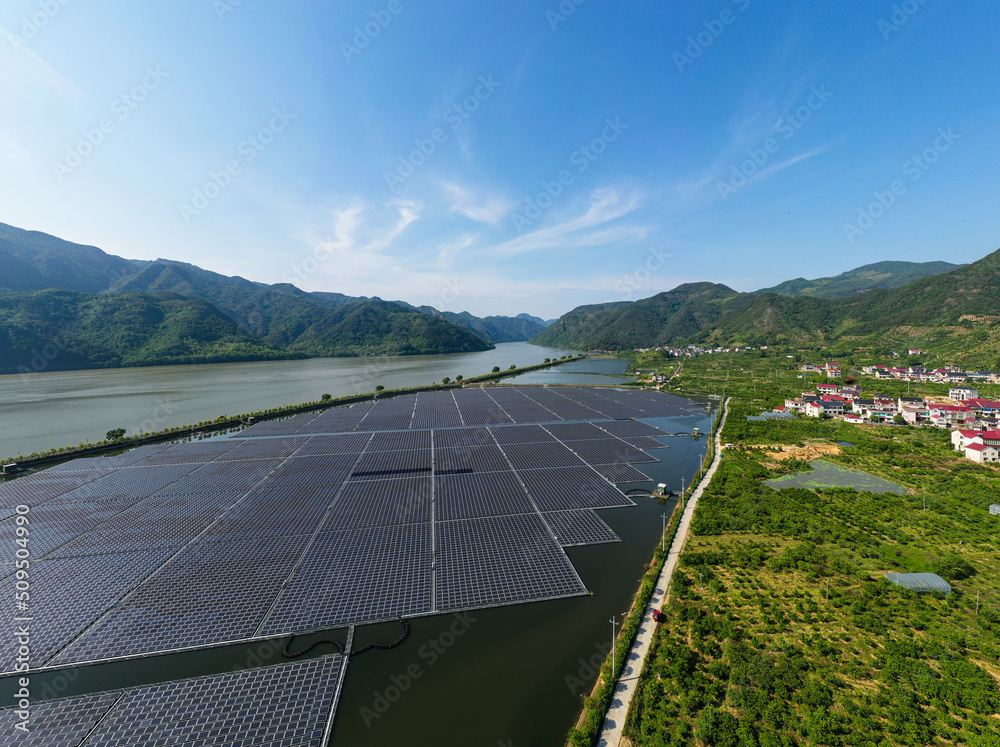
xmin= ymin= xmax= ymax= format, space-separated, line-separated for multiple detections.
xmin=680 ymin=476 xmax=685 ymax=512
xmin=661 ymin=512 xmax=669 ymax=552
xmin=610 ymin=616 xmax=618 ymax=677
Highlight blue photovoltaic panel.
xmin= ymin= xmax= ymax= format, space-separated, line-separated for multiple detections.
xmin=595 ymin=419 xmax=671 ymax=438
xmin=623 ymin=436 xmax=670 ymax=449
xmin=350 ymin=449 xmax=431 ymax=479
xmin=129 ymin=441 xmax=239 ymax=465
xmin=435 ymin=471 xmax=535 ymax=520
xmin=562 ymin=439 xmax=659 ymax=465
xmin=500 ymin=441 xmax=586 ymax=470
xmin=77 ymin=656 xmax=342 ymax=747
xmin=543 ymin=510 xmax=621 ymax=546
xmin=295 ymin=404 xmax=374 ymax=434
xmin=0 ymin=471 xmax=112 ymax=508
xmin=434 ymin=445 xmax=511 ymax=475
xmin=265 ymin=453 xmax=357 ymax=488
xmin=0 ymin=549 xmax=175 ymax=673
xmin=294 ymin=432 xmax=372 ymax=456
xmin=238 ymin=411 xmax=319 ymax=437
xmin=202 ymin=484 xmax=342 ymax=541
xmin=591 ymin=463 xmax=650 ymax=483
xmin=435 ymin=514 xmax=587 ymax=610
xmin=0 ymin=692 xmax=122 ymax=747
xmin=368 ymin=430 xmax=432 ymax=451
xmin=51 ymin=535 xmax=310 ymax=666
xmin=487 ymin=424 xmax=558 ymax=445
xmin=517 ymin=466 xmax=635 ymax=511
xmin=41 ymin=445 xmax=173 ymax=472
xmin=46 ymin=464 xmax=202 ymax=503
xmin=259 ymin=523 xmax=431 ymax=633
xmin=542 ymin=422 xmax=611 ymax=440
xmin=215 ymin=437 xmax=306 ymax=461
xmin=153 ymin=459 xmax=280 ymax=496
xmin=432 ymin=427 xmax=495 ymax=448
xmin=325 ymin=477 xmax=431 ymax=529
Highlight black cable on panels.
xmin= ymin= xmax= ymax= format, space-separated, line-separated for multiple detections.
xmin=281 ymin=618 xmax=410 ymax=659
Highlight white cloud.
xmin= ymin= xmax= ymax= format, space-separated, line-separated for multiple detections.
xmin=441 ymin=181 xmax=515 ymax=224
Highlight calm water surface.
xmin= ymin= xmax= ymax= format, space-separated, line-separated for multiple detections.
xmin=0 ymin=342 xmax=596 ymax=459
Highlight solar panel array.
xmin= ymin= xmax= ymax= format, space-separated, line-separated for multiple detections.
xmin=0 ymin=656 xmax=342 ymax=747
xmin=2 ymin=385 xmax=688 ymax=675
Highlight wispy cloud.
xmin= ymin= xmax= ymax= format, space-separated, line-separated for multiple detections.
xmin=489 ymin=187 xmax=646 ymax=256
xmin=440 ymin=181 xmax=515 ymax=224
xmin=0 ymin=29 xmax=84 ymax=103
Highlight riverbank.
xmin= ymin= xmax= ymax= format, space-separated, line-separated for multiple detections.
xmin=1 ymin=354 xmax=586 ymax=469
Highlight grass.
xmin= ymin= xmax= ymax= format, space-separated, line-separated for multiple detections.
xmin=764 ymin=460 xmax=907 ymax=494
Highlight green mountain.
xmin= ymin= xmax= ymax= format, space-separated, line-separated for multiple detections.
xmin=755 ymin=260 xmax=963 ymax=299
xmin=534 ymin=250 xmax=1000 ymax=362
xmin=0 ymin=289 xmax=293 ymax=374
xmin=0 ymin=222 xmax=520 ymax=370
xmin=531 ymin=283 xmax=743 ymax=349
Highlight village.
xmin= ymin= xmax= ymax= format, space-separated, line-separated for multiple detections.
xmin=773 ymin=360 xmax=1000 ymax=464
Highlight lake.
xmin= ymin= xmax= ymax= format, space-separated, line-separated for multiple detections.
xmin=0 ymin=342 xmax=601 ymax=460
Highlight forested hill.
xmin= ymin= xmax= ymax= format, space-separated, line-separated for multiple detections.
xmin=754 ymin=260 xmax=963 ymax=299
xmin=532 ymin=248 xmax=1000 ymax=355
xmin=0 ymin=221 xmax=560 ymax=371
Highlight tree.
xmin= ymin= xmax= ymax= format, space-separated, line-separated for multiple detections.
xmin=321 ymin=393 xmax=332 ymax=401
xmin=441 ymin=376 xmax=451 ymax=384
xmin=509 ymin=364 xmax=517 ymax=370
xmin=492 ymin=366 xmax=500 ymax=373
xmin=544 ymin=358 xmax=551 ymax=363
xmin=106 ymin=428 xmax=126 ymax=441
xmin=375 ymin=385 xmax=385 ymax=392
xmin=455 ymin=375 xmax=463 ymax=382
xmin=893 ymin=413 xmax=905 ymax=425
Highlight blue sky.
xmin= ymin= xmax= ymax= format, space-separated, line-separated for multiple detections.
xmin=1 ymin=0 xmax=998 ymax=319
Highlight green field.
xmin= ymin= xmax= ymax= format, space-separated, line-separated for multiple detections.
xmin=765 ymin=460 xmax=907 ymax=495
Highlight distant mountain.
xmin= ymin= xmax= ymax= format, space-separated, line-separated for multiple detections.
xmin=516 ymin=313 xmax=553 ymax=328
xmin=531 ymin=283 xmax=742 ymax=349
xmin=0 ymin=221 xmax=563 ymax=370
xmin=534 ymin=250 xmax=1000 ymax=362
xmin=755 ymin=260 xmax=963 ymax=299
xmin=0 ymin=289 xmax=293 ymax=374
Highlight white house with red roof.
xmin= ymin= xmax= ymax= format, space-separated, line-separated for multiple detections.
xmin=930 ymin=404 xmax=974 ymax=428
xmin=964 ymin=443 xmax=1000 ymax=463
xmin=817 ymin=383 xmax=839 ymax=395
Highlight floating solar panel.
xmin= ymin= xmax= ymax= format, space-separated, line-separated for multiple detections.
xmin=63 ymin=656 xmax=342 ymax=747
xmin=435 ymin=514 xmax=587 ymax=610
xmin=265 ymin=453 xmax=358 ymax=489
xmin=500 ymin=441 xmax=587 ymax=470
xmin=214 ymin=436 xmax=306 ymax=461
xmin=542 ymin=422 xmax=612 ymax=440
xmin=0 ymin=691 xmax=122 ymax=747
xmin=50 ymin=464 xmax=205 ymax=503
xmin=432 ymin=427 xmax=495 ymax=448
xmin=0 ymin=471 xmax=112 ymax=508
xmin=0 ymin=548 xmax=175 ymax=673
xmin=434 ymin=445 xmax=511 ymax=475
xmin=259 ymin=523 xmax=431 ymax=633
xmin=51 ymin=535 xmax=311 ymax=667
xmin=154 ymin=459 xmax=280 ymax=496
xmin=595 ymin=419 xmax=670 ymax=437
xmin=295 ymin=403 xmax=374 ymax=434
xmin=561 ymin=439 xmax=659 ymax=465
xmin=202 ymin=484 xmax=342 ymax=542
xmin=517 ymin=466 xmax=635 ymax=511
xmin=488 ymin=424 xmax=558 ymax=445
xmin=129 ymin=441 xmax=240 ymax=466
xmin=543 ymin=510 xmax=621 ymax=546
xmin=326 ymin=477 xmax=431 ymax=529
xmin=368 ymin=430 xmax=432 ymax=451
xmin=238 ymin=411 xmax=319 ymax=437
xmin=591 ymin=463 xmax=650 ymax=483
xmin=435 ymin=471 xmax=535 ymax=520
xmin=294 ymin=432 xmax=372 ymax=456
xmin=350 ymin=449 xmax=431 ymax=480
xmin=623 ymin=436 xmax=671 ymax=449
xmin=41 ymin=444 xmax=173 ymax=472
